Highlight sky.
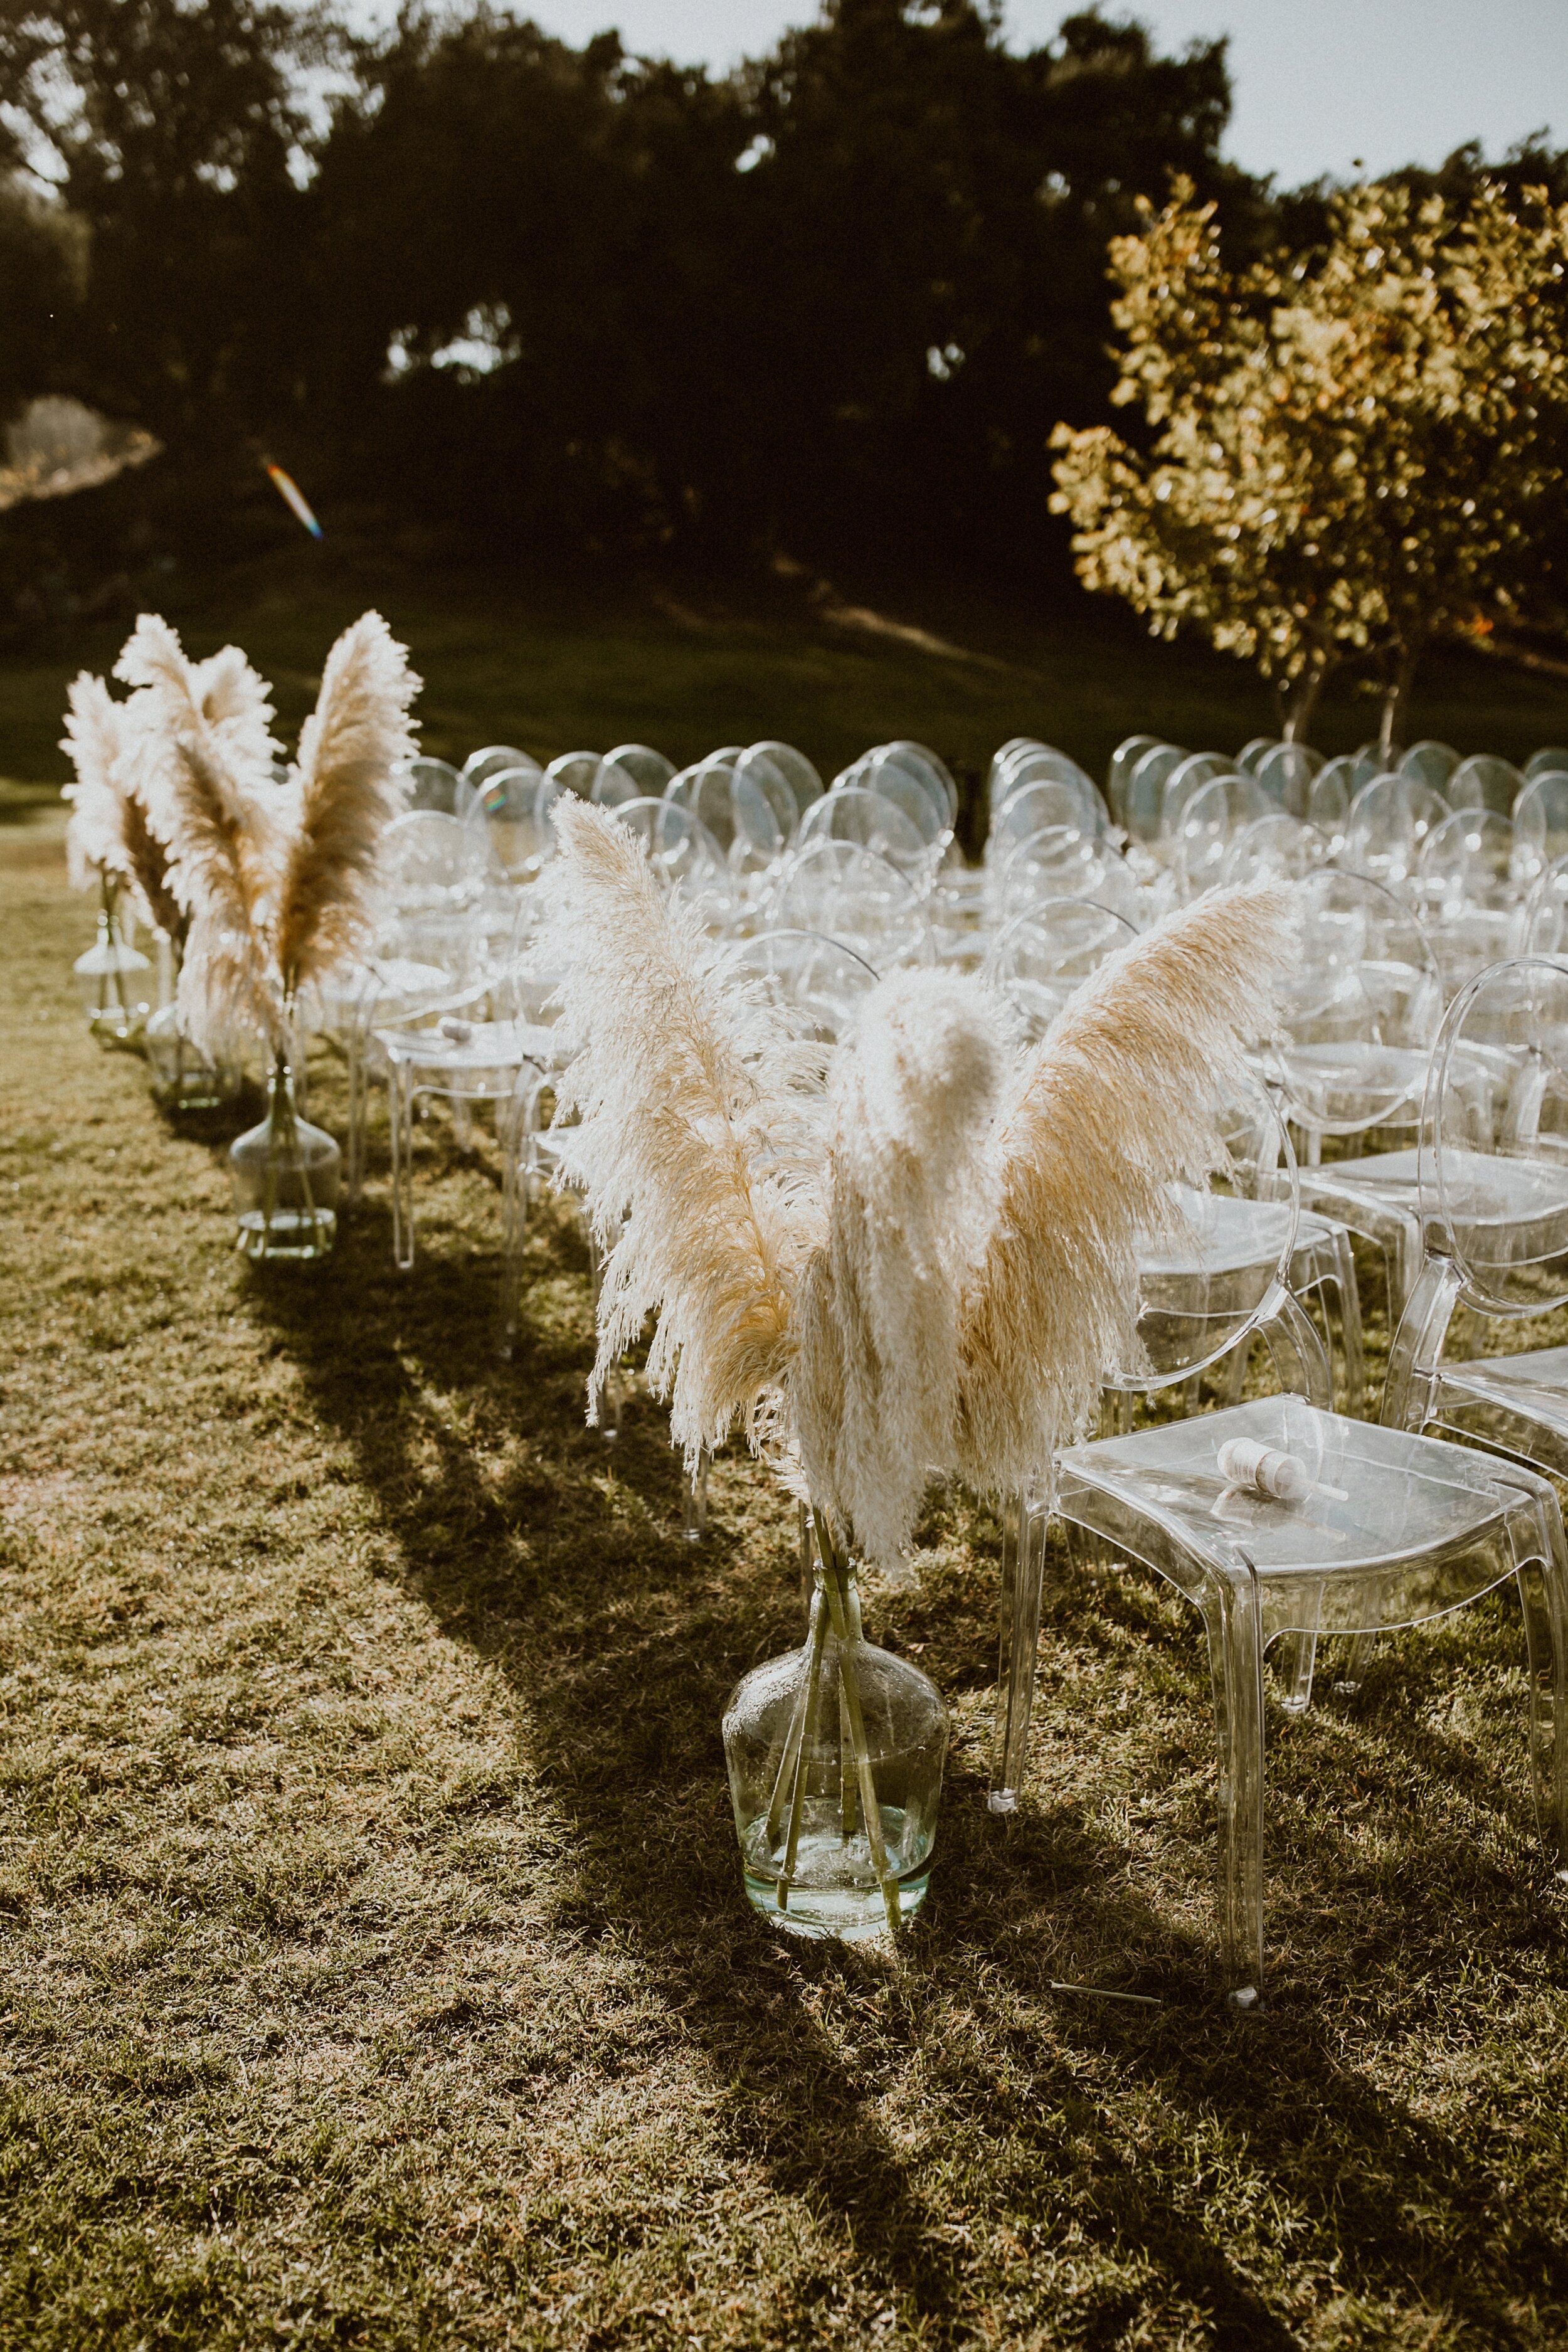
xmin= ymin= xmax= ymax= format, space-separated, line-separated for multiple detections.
xmin=340 ymin=0 xmax=1567 ymax=190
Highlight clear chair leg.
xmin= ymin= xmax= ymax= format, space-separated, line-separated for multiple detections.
xmin=1514 ymin=1517 xmax=1568 ymax=1874
xmin=497 ymin=1098 xmax=526 ymax=1362
xmin=1202 ymin=1565 xmax=1267 ymax=2002
xmin=346 ymin=1028 xmax=366 ymax=1209
xmin=990 ymin=1486 xmax=1049 ymax=1814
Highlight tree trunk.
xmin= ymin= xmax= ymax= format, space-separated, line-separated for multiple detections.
xmin=1280 ymin=655 xmax=1330 ymax=745
xmin=1379 ymin=638 xmax=1423 ymax=763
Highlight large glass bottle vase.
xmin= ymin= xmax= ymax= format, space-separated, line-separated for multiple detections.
xmin=229 ymin=1058 xmax=341 ymax=1261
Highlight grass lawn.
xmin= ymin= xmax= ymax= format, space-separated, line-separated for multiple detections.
xmin=4 ymin=571 xmax=1568 ymax=2346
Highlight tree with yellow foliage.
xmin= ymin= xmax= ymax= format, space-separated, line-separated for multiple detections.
xmin=1051 ymin=176 xmax=1568 ymax=748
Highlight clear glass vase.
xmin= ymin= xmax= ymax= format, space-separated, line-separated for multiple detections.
xmin=73 ymin=881 xmax=152 ymax=1049
xmin=230 ymin=1057 xmax=341 ymax=1261
xmin=145 ymin=1004 xmax=243 ymax=1113
xmin=723 ymin=1517 xmax=947 ymax=1941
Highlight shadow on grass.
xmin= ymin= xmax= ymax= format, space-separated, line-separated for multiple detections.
xmin=240 ymin=1145 xmax=1568 ymax=2338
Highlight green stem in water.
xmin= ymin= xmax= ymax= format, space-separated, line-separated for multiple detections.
xmin=812 ymin=1510 xmax=901 ymax=1939
xmin=765 ymin=1585 xmax=825 ymax=1855
xmin=776 ymin=1589 xmax=829 ymax=1910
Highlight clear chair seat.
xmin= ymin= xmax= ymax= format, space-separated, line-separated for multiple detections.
xmin=375 ymin=1016 xmax=561 ymax=1098
xmin=1054 ymin=1394 xmax=1568 ymax=1997
xmin=1431 ymin=1345 xmax=1568 ymax=1430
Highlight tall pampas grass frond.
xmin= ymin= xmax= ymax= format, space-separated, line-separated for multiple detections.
xmin=542 ymin=797 xmax=823 ymax=1461
xmin=117 ymin=613 xmax=286 ymax=912
xmin=273 ymin=612 xmax=420 ymax=995
xmin=61 ymin=673 xmax=183 ymax=936
xmin=162 ymin=729 xmax=285 ymax=1059
xmin=793 ymin=971 xmax=1012 ymax=1566
xmin=954 ymin=881 xmax=1297 ymax=1496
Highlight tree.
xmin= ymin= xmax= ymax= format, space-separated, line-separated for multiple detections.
xmin=1050 ymin=174 xmax=1568 ymax=746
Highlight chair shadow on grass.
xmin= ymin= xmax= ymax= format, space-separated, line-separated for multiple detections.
xmin=243 ymin=1140 xmax=1568 ymax=2339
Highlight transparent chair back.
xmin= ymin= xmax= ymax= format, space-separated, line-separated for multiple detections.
xmin=1219 ymin=813 xmax=1332 ymax=887
xmin=613 ymin=795 xmax=728 ymax=899
xmin=984 ymin=898 xmax=1135 ymax=1042
xmin=1522 ymin=851 xmax=1568 ymax=955
xmin=665 ymin=756 xmax=739 ymax=853
xmin=1105 ymin=734 xmax=1164 ymax=826
xmin=799 ymin=786 xmax=935 ymax=888
xmin=1234 ymin=736 xmax=1278 ymax=776
xmin=995 ymin=823 xmax=1128 ymax=917
xmin=737 ymin=741 xmax=822 ymax=824
xmin=383 ymin=810 xmax=489 ymax=913
xmin=603 ymin=743 xmax=675 ymax=795
xmin=1448 ymin=753 xmax=1523 ymax=820
xmin=1173 ymin=771 xmax=1274 ymax=894
xmin=723 ymin=927 xmax=879 ymax=1043
xmin=1416 ymin=806 xmax=1521 ymax=997
xmin=852 ymin=749 xmax=952 ymax=857
xmin=771 ymin=840 xmax=932 ymax=968
xmin=1252 ymin=740 xmax=1322 ymax=818
xmin=398 ymin=756 xmax=474 ymax=818
xmin=990 ymin=776 xmax=1103 ymax=859
xmin=1513 ymin=770 xmax=1568 ymax=885
xmin=546 ymin=750 xmax=600 ymax=800
xmin=1343 ymin=771 xmax=1448 ymax=893
xmin=1421 ymin=956 xmax=1568 ymax=1318
xmin=1525 ymin=746 xmax=1568 ymax=783
xmin=1399 ymin=739 xmax=1460 ymax=794
xmin=1123 ymin=743 xmax=1187 ymax=843
xmin=590 ymin=755 xmax=645 ymax=810
xmin=1158 ymin=751 xmax=1231 ymax=836
xmin=467 ymin=765 xmax=558 ymax=885
xmin=1266 ymin=869 xmax=1443 ymax=1141
xmin=879 ymin=740 xmax=959 ymax=827
xmin=462 ymin=744 xmax=536 ymax=792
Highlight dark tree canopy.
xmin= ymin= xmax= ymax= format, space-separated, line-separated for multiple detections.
xmin=3 ymin=0 xmax=1556 ymax=595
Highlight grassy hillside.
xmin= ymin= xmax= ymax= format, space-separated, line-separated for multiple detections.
xmin=1 ymin=544 xmax=1564 ymax=820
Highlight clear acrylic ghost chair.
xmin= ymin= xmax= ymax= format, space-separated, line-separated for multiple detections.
xmin=1041 ymin=1391 xmax=1568 ymax=2000
xmin=1414 ymin=807 xmax=1522 ymax=1000
xmin=878 ymin=741 xmax=959 ymax=829
xmin=927 ymin=864 xmax=992 ymax=972
xmin=984 ymin=897 xmax=1137 ymax=1040
xmin=1253 ymin=740 xmax=1323 ymax=818
xmin=738 ymin=741 xmax=822 ymax=825
xmin=992 ymin=752 xmax=1103 ymax=829
xmin=732 ymin=754 xmax=798 ymax=849
xmin=665 ymin=756 xmax=739 ymax=855
xmin=1269 ymin=871 xmax=1444 ymax=1319
xmin=467 ymin=765 xmax=558 ymax=886
xmin=1173 ymin=772 xmax=1274 ymax=897
xmin=590 ymin=755 xmax=644 ymax=810
xmin=990 ymin=829 xmax=1148 ymax=930
xmin=604 ymin=743 xmax=675 ymax=795
xmin=1106 ymin=734 xmax=1165 ymax=827
xmin=378 ymin=967 xmax=560 ymax=1326
xmin=1513 ymin=771 xmax=1568 ymax=888
xmin=1385 ymin=954 xmax=1568 ymax=1476
xmin=990 ymin=776 xmax=1103 ymax=857
xmin=855 ymin=750 xmax=953 ymax=864
xmin=771 ymin=840 xmax=932 ymax=970
xmin=383 ymin=810 xmax=490 ymax=919
xmin=1123 ymin=743 xmax=1188 ymax=844
xmin=729 ymin=771 xmax=792 ymax=893
xmin=1158 ymin=751 xmax=1232 ymax=837
xmin=1449 ymin=753 xmax=1524 ymax=820
xmin=1522 ymin=852 xmax=1568 ymax=956
xmin=800 ymin=787 xmax=936 ymax=891
xmin=1307 ymin=767 xmax=1352 ymax=857
xmin=398 ymin=756 xmax=475 ymax=818
xmin=1343 ymin=772 xmax=1449 ymax=899
xmin=1526 ymin=747 xmax=1568 ymax=783
xmin=1401 ymin=741 xmax=1461 ymax=795
xmin=613 ymin=795 xmax=728 ymax=896
xmin=546 ymin=750 xmax=600 ymax=801
xmin=463 ymin=744 xmax=534 ymax=792
xmin=990 ymin=1078 xmax=1332 ymax=1811
xmin=1236 ymin=736 xmax=1279 ymax=777
xmin=1219 ymin=813 xmax=1333 ymax=888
